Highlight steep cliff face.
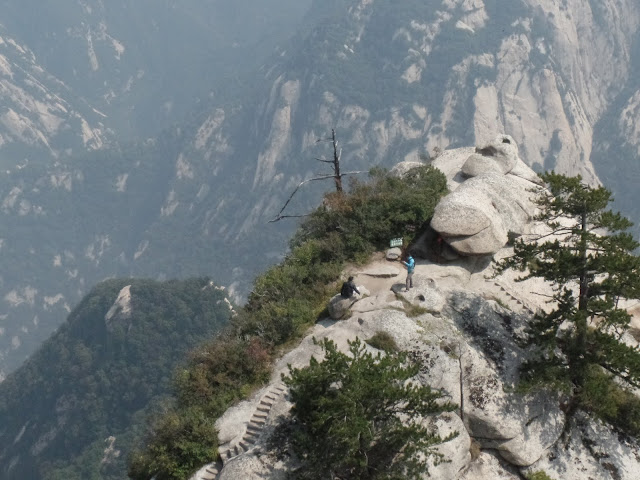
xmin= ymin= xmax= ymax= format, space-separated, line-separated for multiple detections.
xmin=160 ymin=0 xmax=640 ymax=299
xmin=0 ymin=26 xmax=107 ymax=163
xmin=1 ymin=0 xmax=640 ymax=380
xmin=0 ymin=0 xmax=311 ymax=378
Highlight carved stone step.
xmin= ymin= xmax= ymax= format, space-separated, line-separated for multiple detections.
xmin=205 ymin=465 xmax=219 ymax=475
xmin=246 ymin=423 xmax=261 ymax=433
xmin=243 ymin=434 xmax=257 ymax=445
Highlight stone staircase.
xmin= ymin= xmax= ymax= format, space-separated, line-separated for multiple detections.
xmin=490 ymin=280 xmax=537 ymax=315
xmin=193 ymin=384 xmax=287 ymax=480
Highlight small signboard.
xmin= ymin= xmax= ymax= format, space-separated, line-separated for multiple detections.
xmin=390 ymin=237 xmax=403 ymax=248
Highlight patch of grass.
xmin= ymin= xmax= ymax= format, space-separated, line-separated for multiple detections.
xmin=493 ymin=297 xmax=511 ymax=310
xmin=405 ymin=303 xmax=430 ymax=318
xmin=393 ymin=294 xmax=431 ymax=318
xmin=366 ymin=331 xmax=398 ymax=352
xmin=525 ymin=471 xmax=554 ymax=480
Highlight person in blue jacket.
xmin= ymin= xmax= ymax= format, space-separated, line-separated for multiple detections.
xmin=401 ymin=254 xmax=415 ymax=291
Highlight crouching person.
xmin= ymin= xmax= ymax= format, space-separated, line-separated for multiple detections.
xmin=341 ymin=276 xmax=360 ymax=298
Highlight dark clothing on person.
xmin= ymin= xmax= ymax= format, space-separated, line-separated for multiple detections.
xmin=341 ymin=280 xmax=360 ymax=298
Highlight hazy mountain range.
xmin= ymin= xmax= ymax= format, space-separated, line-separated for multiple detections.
xmin=0 ymin=0 xmax=639 ymax=385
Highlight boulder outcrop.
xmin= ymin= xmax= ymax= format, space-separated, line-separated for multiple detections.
xmin=428 ymin=135 xmax=541 ymax=257
xmin=327 ymin=285 xmax=370 ymax=319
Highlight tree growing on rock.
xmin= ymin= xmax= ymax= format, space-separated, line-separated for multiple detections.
xmin=281 ymin=337 xmax=457 ymax=479
xmin=495 ymin=173 xmax=640 ymax=423
xmin=270 ymin=129 xmax=364 ymax=222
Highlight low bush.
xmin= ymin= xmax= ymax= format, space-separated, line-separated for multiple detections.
xmin=581 ymin=366 xmax=640 ymax=437
xmin=366 ymin=331 xmax=399 ymax=352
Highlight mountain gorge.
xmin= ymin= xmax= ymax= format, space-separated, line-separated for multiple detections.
xmin=169 ymin=0 xmax=640 ymax=295
xmin=136 ymin=136 xmax=640 ymax=480
xmin=1 ymin=0 xmax=640 ymax=419
xmin=0 ymin=0 xmax=311 ymax=378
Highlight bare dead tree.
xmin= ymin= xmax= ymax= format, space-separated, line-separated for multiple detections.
xmin=269 ymin=129 xmax=365 ymax=222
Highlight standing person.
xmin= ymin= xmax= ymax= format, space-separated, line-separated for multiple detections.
xmin=341 ymin=276 xmax=360 ymax=298
xmin=401 ymin=254 xmax=415 ymax=291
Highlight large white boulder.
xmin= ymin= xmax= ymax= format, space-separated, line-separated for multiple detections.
xmin=524 ymin=412 xmax=640 ymax=480
xmin=461 ymin=134 xmax=519 ymax=176
xmin=430 ymin=135 xmax=542 ymax=256
xmin=431 ymin=172 xmax=538 ymax=256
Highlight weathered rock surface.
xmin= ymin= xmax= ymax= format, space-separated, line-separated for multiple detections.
xmin=327 ymin=285 xmax=369 ymax=319
xmin=457 ymin=452 xmax=520 ymax=480
xmin=462 ymin=134 xmax=519 ymax=176
xmin=360 ymin=265 xmax=401 ymax=278
xmin=523 ymin=412 xmax=640 ymax=480
xmin=386 ymin=247 xmax=403 ymax=260
xmin=191 ymin=248 xmax=640 ymax=480
xmin=430 ymin=136 xmax=541 ymax=256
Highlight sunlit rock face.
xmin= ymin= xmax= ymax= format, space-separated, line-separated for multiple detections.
xmin=190 ymin=247 xmax=640 ymax=480
xmin=426 ymin=135 xmax=541 ymax=257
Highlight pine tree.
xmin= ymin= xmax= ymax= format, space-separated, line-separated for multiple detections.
xmin=282 ymin=337 xmax=457 ymax=480
xmin=495 ymin=173 xmax=640 ymax=414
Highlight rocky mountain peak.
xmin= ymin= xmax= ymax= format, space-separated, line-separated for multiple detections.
xmin=188 ymin=137 xmax=640 ymax=480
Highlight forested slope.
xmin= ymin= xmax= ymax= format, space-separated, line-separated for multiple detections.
xmin=0 ymin=277 xmax=233 ymax=480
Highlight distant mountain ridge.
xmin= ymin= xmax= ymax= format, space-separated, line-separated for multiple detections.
xmin=0 ymin=0 xmax=311 ymax=379
xmin=0 ymin=277 xmax=233 ymax=480
xmin=1 ymin=0 xmax=640 ymax=381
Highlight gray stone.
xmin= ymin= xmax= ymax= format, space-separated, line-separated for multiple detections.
xmin=431 ymin=191 xmax=493 ymax=237
xmin=424 ymin=412 xmax=471 ymax=479
xmin=458 ymin=452 xmax=520 ymax=480
xmin=386 ymin=247 xmax=402 ymax=260
xmin=431 ymin=172 xmax=537 ymax=256
xmin=446 ymin=225 xmax=508 ymax=256
xmin=491 ymin=406 xmax=565 ymax=466
xmin=327 ymin=286 xmax=368 ymax=320
xmin=508 ymin=158 xmax=543 ymax=184
xmin=471 ymin=134 xmax=519 ymax=174
xmin=523 ymin=412 xmax=640 ymax=480
xmin=462 ymin=153 xmax=505 ymax=177
xmin=394 ymin=277 xmax=446 ymax=314
xmin=430 ymin=135 xmax=542 ymax=257
xmin=218 ymin=455 xmax=288 ymax=480
xmin=360 ymin=265 xmax=401 ymax=278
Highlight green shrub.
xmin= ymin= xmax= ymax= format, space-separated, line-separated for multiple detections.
xmin=366 ymin=331 xmax=399 ymax=352
xmin=282 ymin=338 xmax=457 ymax=479
xmin=129 ymin=407 xmax=218 ymax=480
xmin=581 ymin=366 xmax=640 ymax=437
xmin=292 ymin=165 xmax=448 ymax=258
